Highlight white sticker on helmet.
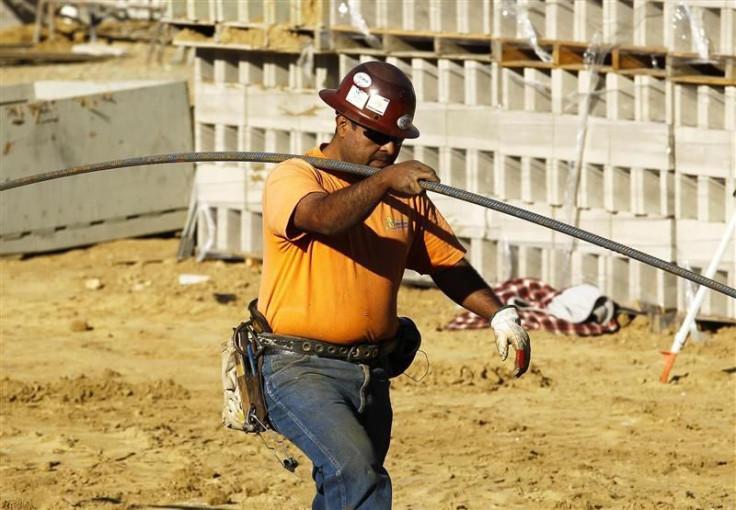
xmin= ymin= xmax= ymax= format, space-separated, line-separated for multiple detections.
xmin=345 ymin=85 xmax=369 ymax=109
xmin=353 ymin=72 xmax=372 ymax=88
xmin=366 ymin=94 xmax=390 ymax=116
xmin=397 ymin=114 xmax=413 ymax=130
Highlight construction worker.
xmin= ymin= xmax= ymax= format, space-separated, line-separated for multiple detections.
xmin=255 ymin=61 xmax=531 ymax=508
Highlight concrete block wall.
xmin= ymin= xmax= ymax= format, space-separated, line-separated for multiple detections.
xmin=166 ymin=0 xmax=736 ymax=318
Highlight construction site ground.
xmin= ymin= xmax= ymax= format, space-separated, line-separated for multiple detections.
xmin=1 ymin=35 xmax=735 ymax=510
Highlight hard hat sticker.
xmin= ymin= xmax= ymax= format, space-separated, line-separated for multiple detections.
xmin=345 ymin=85 xmax=369 ymax=109
xmin=366 ymin=94 xmax=390 ymax=116
xmin=353 ymin=72 xmax=372 ymax=88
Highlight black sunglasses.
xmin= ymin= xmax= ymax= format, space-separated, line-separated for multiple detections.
xmin=349 ymin=119 xmax=403 ymax=147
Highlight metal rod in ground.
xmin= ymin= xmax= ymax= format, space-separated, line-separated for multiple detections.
xmin=1 ymin=151 xmax=735 ymax=300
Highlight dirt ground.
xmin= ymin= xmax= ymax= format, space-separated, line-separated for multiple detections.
xmin=1 ymin=28 xmax=735 ymax=510
xmin=0 ymin=237 xmax=734 ymax=510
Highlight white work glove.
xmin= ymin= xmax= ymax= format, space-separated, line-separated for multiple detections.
xmin=490 ymin=305 xmax=531 ymax=378
xmin=220 ymin=341 xmax=247 ymax=430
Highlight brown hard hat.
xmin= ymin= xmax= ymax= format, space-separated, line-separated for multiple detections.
xmin=319 ymin=61 xmax=420 ymax=139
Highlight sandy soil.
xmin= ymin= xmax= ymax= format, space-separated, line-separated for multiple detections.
xmin=0 ymin=237 xmax=734 ymax=510
xmin=1 ymin=26 xmax=735 ymax=510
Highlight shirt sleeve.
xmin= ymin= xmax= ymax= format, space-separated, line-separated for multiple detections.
xmin=263 ymin=159 xmax=326 ymax=241
xmin=406 ymin=196 xmax=466 ymax=275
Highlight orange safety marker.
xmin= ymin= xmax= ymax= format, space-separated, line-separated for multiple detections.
xmin=659 ymin=351 xmax=678 ymax=383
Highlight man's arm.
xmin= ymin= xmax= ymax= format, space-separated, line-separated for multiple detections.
xmin=430 ymin=258 xmax=504 ymax=319
xmin=432 ymin=258 xmax=531 ymax=378
xmin=293 ymin=161 xmax=438 ymax=236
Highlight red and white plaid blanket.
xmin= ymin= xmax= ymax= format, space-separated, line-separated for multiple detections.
xmin=445 ymin=278 xmax=620 ymax=336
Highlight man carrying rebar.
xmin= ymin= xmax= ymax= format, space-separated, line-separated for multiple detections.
xmin=254 ymin=61 xmax=531 ymax=508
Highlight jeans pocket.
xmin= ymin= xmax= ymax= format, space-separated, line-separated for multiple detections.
xmin=265 ymin=352 xmax=310 ymax=381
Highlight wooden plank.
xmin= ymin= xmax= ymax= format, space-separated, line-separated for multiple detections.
xmin=493 ymin=38 xmax=555 ymax=69
xmin=0 ymin=49 xmax=114 ymax=64
xmin=667 ymin=53 xmax=736 ymax=86
xmin=613 ymin=45 xmax=667 ymax=77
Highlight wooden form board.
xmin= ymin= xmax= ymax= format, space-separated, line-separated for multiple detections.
xmin=165 ymin=0 xmax=735 ymax=59
xmin=0 ymin=81 xmax=195 ymax=254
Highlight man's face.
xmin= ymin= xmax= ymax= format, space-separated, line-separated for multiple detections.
xmin=340 ymin=117 xmax=404 ymax=168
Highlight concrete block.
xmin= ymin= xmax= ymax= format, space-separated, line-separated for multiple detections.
xmin=551 ymin=68 xmax=577 ymax=114
xmin=632 ymin=167 xmax=674 ymax=218
xmin=697 ymin=85 xmax=726 ymax=130
xmin=474 ymin=149 xmax=495 ymax=195
xmin=469 ymin=236 xmax=499 ymax=283
xmin=634 ymin=75 xmax=666 ymax=123
xmin=196 ymin=122 xmax=215 ymax=151
xmin=676 ymin=172 xmax=699 ymax=220
xmin=239 ymin=53 xmax=265 ymax=85
xmin=521 ymin=156 xmax=546 ymax=204
xmin=519 ymin=245 xmax=544 ymax=280
xmin=631 ymin=260 xmax=678 ymax=310
xmin=464 ymin=60 xmax=492 ymax=106
xmin=545 ymin=0 xmax=575 ymax=41
xmin=546 ymin=159 xmax=569 ymax=207
xmin=432 ymin=193 xmax=486 ymax=239
xmin=697 ymin=175 xmax=727 ymax=223
xmin=606 ymin=73 xmax=635 ymax=120
xmin=457 ymin=0 xmax=492 ymax=34
xmin=439 ymin=59 xmax=465 ymax=103
xmin=0 ymin=83 xmax=33 ymax=105
xmin=604 ymin=0 xmax=634 ymax=46
xmin=194 ymin=162 xmax=246 ymax=208
xmin=501 ymin=67 xmax=525 ymax=110
xmin=605 ymin=255 xmax=631 ymax=304
xmin=524 ymin=67 xmax=552 ymax=112
xmin=245 ymin=88 xmax=332 ymax=132
xmin=215 ymin=207 xmax=241 ymax=251
xmin=676 ymin=219 xmax=735 ymax=317
xmin=674 ymin=84 xmax=699 ymax=127
xmin=634 ymin=0 xmax=664 ymax=48
xmin=412 ymin=58 xmax=439 ymax=103
xmin=578 ymin=163 xmax=604 ymax=210
xmin=195 ymin=82 xmax=247 ymax=125
xmin=0 ymin=81 xmax=194 ymax=254
xmin=429 ymin=0 xmax=456 ymax=32
xmin=574 ymin=0 xmax=604 ymax=43
xmin=494 ymin=153 xmax=522 ymax=201
xmin=675 ymin=126 xmax=732 ymax=177
xmin=604 ymin=165 xmax=632 ymax=213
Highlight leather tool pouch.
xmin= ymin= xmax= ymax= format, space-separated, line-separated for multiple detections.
xmin=383 ymin=317 xmax=422 ymax=378
xmin=221 ymin=300 xmax=271 ymax=434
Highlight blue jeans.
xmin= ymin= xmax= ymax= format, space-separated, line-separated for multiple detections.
xmin=263 ymin=352 xmax=393 ymax=510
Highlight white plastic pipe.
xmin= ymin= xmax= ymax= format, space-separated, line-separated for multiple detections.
xmin=669 ymin=209 xmax=736 ymax=354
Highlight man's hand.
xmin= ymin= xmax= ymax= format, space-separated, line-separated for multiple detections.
xmin=490 ymin=306 xmax=531 ymax=378
xmin=380 ymin=160 xmax=439 ymax=195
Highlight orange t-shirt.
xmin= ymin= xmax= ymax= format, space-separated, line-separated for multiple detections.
xmin=257 ymin=146 xmax=466 ymax=344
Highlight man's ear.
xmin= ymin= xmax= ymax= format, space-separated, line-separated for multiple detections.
xmin=335 ymin=114 xmax=351 ymax=138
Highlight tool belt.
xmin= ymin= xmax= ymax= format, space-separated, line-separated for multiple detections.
xmin=260 ymin=333 xmax=397 ymax=365
xmin=221 ymin=301 xmax=424 ymax=438
xmin=221 ymin=300 xmax=272 ymax=434
xmin=261 ymin=317 xmax=422 ymax=378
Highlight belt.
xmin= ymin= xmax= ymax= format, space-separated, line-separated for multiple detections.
xmin=259 ymin=333 xmax=397 ymax=365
